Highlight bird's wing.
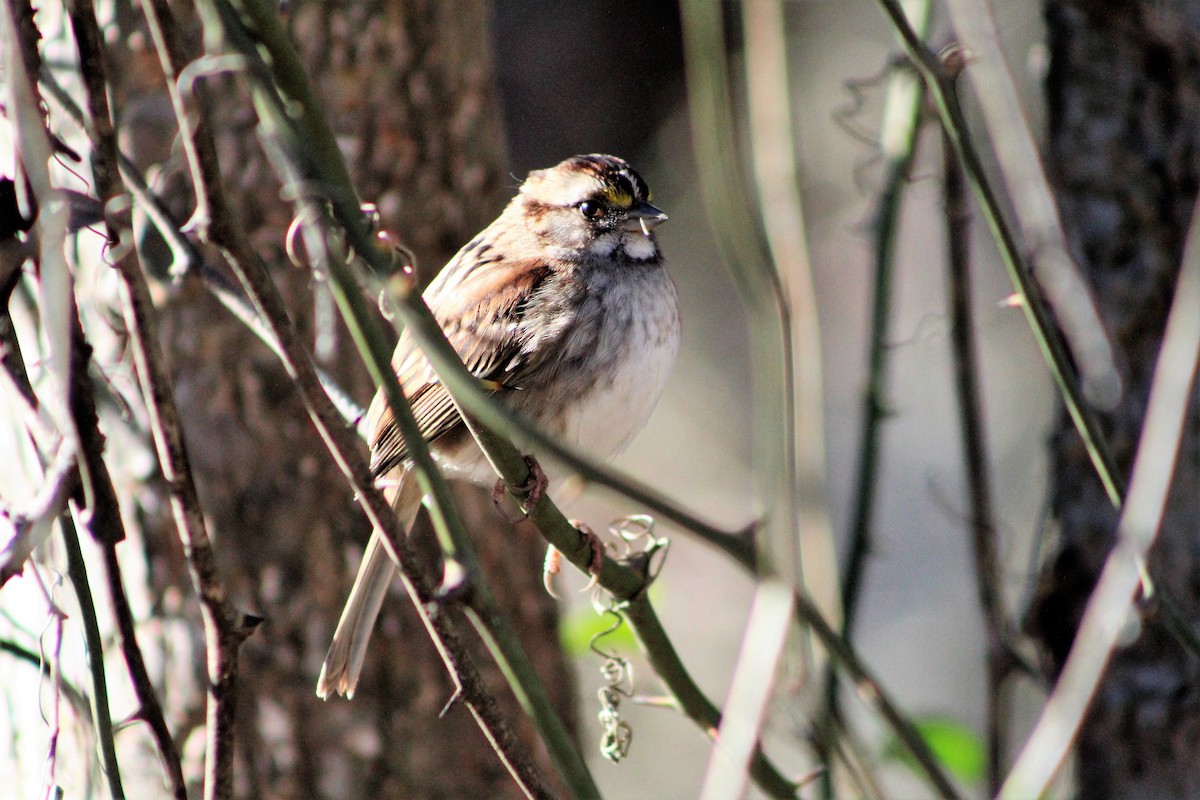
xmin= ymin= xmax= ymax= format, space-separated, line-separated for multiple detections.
xmin=367 ymin=254 xmax=557 ymax=478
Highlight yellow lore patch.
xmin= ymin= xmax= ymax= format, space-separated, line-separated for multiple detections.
xmin=601 ymin=185 xmax=634 ymax=209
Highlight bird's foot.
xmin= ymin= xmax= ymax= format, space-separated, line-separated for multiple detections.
xmin=491 ymin=454 xmax=548 ymax=523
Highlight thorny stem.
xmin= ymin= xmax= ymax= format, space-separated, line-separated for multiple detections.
xmin=837 ymin=75 xmax=926 ymax=644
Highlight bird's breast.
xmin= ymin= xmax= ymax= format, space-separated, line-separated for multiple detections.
xmin=536 ymin=266 xmax=680 ymax=460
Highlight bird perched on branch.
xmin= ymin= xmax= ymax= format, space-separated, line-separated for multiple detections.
xmin=318 ymin=154 xmax=679 ymax=698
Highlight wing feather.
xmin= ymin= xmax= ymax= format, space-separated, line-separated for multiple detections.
xmin=367 ymin=255 xmax=556 ymax=477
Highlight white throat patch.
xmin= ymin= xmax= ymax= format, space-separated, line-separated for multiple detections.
xmin=587 ymin=230 xmax=658 ymax=261
xmin=621 ymin=231 xmax=657 ymax=261
xmin=588 ymin=232 xmax=620 ymax=257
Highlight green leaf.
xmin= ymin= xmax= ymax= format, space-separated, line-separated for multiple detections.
xmin=558 ymin=608 xmax=638 ymax=656
xmin=884 ymin=715 xmax=985 ymax=784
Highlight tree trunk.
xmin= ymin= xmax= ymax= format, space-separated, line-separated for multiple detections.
xmin=109 ymin=1 xmax=574 ymax=797
xmin=1028 ymin=2 xmax=1200 ymax=797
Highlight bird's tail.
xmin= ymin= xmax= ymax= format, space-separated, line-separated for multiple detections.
xmin=317 ymin=469 xmax=421 ymax=699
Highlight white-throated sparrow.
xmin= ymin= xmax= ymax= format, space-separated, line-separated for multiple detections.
xmin=318 ymin=154 xmax=680 ymax=698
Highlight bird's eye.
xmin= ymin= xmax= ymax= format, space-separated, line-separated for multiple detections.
xmin=578 ymin=200 xmax=605 ymax=220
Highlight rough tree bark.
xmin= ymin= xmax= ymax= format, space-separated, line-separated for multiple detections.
xmin=107 ymin=1 xmax=574 ymax=797
xmin=1027 ymin=2 xmax=1200 ymax=797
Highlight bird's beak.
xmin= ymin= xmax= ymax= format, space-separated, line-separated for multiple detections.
xmin=623 ymin=201 xmax=668 ymax=234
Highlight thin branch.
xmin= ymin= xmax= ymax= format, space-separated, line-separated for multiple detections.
xmin=461 ymin=598 xmax=599 ymax=800
xmin=0 ymin=247 xmax=37 ymax=409
xmin=36 ymin=68 xmax=363 ymax=433
xmin=64 ymin=305 xmax=127 ymax=550
xmin=0 ymin=638 xmax=93 ymax=724
xmin=941 ymin=0 xmax=1119 ymax=409
xmin=942 ymin=123 xmax=1016 ymax=796
xmin=622 ymin=595 xmax=799 ymax=797
xmin=793 ymin=587 xmax=964 ymax=800
xmin=677 ymin=0 xmax=795 ymax=583
xmin=739 ymin=16 xmax=841 ymax=782
xmin=839 ymin=42 xmax=929 ymax=644
xmin=0 ymin=0 xmax=77 ymax=460
xmin=0 ymin=442 xmax=77 ymax=586
xmin=872 ymin=0 xmax=1126 ymax=510
xmin=820 ymin=5 xmax=930 ymax=793
xmin=740 ymin=0 xmax=822 ymax=591
xmin=698 ymin=582 xmax=795 ymax=800
xmin=42 ymin=573 xmax=65 ymax=800
xmin=60 ymin=513 xmax=125 ymax=800
xmin=64 ymin=2 xmax=256 ymax=797
xmin=97 ymin=540 xmax=188 ymax=800
xmin=998 ymin=149 xmax=1200 ymax=800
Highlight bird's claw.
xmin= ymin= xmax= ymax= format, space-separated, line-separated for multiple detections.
xmin=543 ymin=520 xmax=605 ymax=597
xmin=491 ymin=455 xmax=549 ymax=523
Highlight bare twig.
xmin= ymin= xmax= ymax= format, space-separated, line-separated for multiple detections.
xmin=40 ymin=563 xmax=66 ymax=800
xmin=872 ymin=0 xmax=1126 ymax=510
xmin=0 ymin=442 xmax=77 ymax=586
xmin=942 ymin=124 xmax=1020 ymax=795
xmin=839 ymin=9 xmax=930 ymax=643
xmin=0 ymin=0 xmax=75 ymax=458
xmin=63 ymin=2 xmax=256 ymax=797
xmin=698 ymin=582 xmax=795 ymax=800
xmin=741 ymin=0 xmax=832 ymax=596
xmin=621 ymin=594 xmax=799 ymax=797
xmin=793 ymin=587 xmax=964 ymax=799
xmin=999 ymin=157 xmax=1200 ymax=800
xmin=0 ymin=248 xmax=37 ymax=409
xmin=820 ymin=3 xmax=931 ymax=794
xmin=60 ymin=513 xmax=125 ymax=800
xmin=1 ymin=638 xmax=92 ymax=723
xmin=941 ymin=0 xmax=1119 ymax=409
xmin=96 ymin=541 xmax=188 ymax=800
xmin=678 ymin=0 xmax=795 ymax=583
